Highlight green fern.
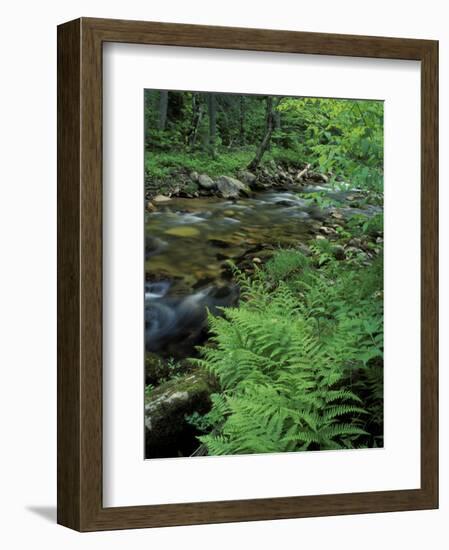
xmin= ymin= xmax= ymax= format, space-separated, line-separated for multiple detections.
xmin=189 ymin=249 xmax=383 ymax=455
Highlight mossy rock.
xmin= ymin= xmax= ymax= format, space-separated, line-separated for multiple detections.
xmin=145 ymin=370 xmax=218 ymax=458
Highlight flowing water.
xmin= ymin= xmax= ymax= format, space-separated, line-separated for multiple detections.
xmin=144 ymin=188 xmax=379 ymax=356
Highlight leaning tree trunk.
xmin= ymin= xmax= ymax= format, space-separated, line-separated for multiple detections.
xmin=247 ymin=96 xmax=278 ymax=172
xmin=158 ymin=90 xmax=168 ymax=131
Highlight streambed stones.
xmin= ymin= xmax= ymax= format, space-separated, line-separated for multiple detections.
xmin=164 ymin=226 xmax=200 ymax=238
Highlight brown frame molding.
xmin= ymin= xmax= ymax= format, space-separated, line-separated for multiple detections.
xmin=57 ymin=17 xmax=438 ymax=531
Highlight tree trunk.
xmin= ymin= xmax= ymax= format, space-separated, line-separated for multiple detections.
xmin=275 ymin=109 xmax=281 ymax=131
xmin=158 ymin=91 xmax=168 ymax=131
xmin=188 ymin=94 xmax=203 ymax=148
xmin=247 ymin=97 xmax=278 ymax=172
xmin=239 ymin=95 xmax=245 ymax=145
xmin=207 ymin=93 xmax=217 ymax=157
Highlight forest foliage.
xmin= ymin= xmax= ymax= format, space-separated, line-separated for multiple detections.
xmin=144 ymin=90 xmax=383 ymax=191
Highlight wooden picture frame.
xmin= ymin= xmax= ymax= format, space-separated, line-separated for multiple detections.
xmin=57 ymin=17 xmax=438 ymax=531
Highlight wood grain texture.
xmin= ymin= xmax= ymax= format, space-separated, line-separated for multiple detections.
xmin=420 ymin=41 xmax=439 ymax=503
xmin=57 ymin=18 xmax=81 ymax=531
xmin=57 ymin=17 xmax=439 ymax=532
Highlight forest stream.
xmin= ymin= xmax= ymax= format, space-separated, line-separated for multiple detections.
xmin=144 ymin=91 xmax=384 ymax=460
xmin=145 ymin=185 xmax=380 ymax=360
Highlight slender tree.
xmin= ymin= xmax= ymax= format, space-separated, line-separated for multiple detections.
xmin=275 ymin=106 xmax=281 ymax=131
xmin=158 ymin=90 xmax=168 ymax=130
xmin=239 ymin=95 xmax=246 ymax=145
xmin=207 ymin=93 xmax=217 ymax=157
xmin=188 ymin=93 xmax=204 ymax=148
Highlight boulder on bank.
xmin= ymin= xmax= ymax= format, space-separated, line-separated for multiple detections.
xmin=145 ymin=370 xmax=217 ymax=458
xmin=238 ymin=170 xmax=257 ymax=186
xmin=198 ymin=173 xmax=215 ymax=190
xmin=216 ymin=175 xmax=250 ymax=199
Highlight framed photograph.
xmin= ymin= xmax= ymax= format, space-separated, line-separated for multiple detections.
xmin=57 ymin=17 xmax=438 ymax=531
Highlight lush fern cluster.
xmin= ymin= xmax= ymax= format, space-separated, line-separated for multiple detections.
xmin=189 ymin=249 xmax=383 ymax=455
